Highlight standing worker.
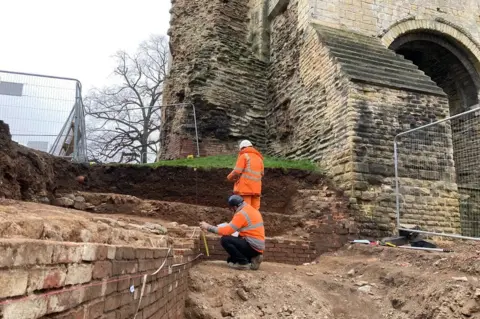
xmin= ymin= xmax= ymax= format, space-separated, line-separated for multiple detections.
xmin=200 ymin=195 xmax=264 ymax=270
xmin=227 ymin=140 xmax=264 ymax=210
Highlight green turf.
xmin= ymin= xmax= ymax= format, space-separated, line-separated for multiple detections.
xmin=149 ymin=155 xmax=320 ymax=171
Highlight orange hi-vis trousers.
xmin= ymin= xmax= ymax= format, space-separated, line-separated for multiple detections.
xmin=241 ymin=195 xmax=261 ymax=210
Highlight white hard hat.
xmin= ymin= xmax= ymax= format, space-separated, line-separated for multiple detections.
xmin=239 ymin=140 xmax=253 ymax=150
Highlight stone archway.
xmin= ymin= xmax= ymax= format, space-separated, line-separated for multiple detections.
xmin=383 ymin=21 xmax=480 ymax=236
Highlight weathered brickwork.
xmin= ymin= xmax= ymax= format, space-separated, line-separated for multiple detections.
xmin=201 ymin=236 xmax=317 ymax=265
xmin=0 ymin=239 xmax=198 ymax=319
xmin=164 ymin=0 xmax=480 ymax=237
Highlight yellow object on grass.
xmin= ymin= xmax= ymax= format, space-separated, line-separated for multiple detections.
xmin=187 ymin=154 xmax=194 ymax=159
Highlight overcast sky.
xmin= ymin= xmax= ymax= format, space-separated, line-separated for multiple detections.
xmin=0 ymin=0 xmax=171 ymax=91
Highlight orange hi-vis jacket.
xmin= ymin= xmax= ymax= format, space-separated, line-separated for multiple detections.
xmin=227 ymin=146 xmax=264 ymax=195
xmin=208 ymin=202 xmax=265 ymax=253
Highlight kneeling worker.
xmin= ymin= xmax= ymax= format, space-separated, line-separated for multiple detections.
xmin=227 ymin=140 xmax=264 ymax=210
xmin=200 ymin=195 xmax=265 ymax=270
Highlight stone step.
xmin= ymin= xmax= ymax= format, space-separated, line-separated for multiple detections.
xmin=335 ymin=56 xmax=421 ymax=74
xmin=341 ymin=64 xmax=439 ymax=89
xmin=317 ymin=26 xmax=381 ymax=46
xmin=328 ymin=47 xmax=419 ymax=70
xmin=324 ymin=38 xmax=398 ymax=58
xmin=345 ymin=70 xmax=445 ymax=96
xmin=329 ymin=45 xmax=416 ymax=66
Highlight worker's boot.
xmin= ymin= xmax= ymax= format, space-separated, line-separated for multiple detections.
xmin=250 ymin=254 xmax=263 ymax=270
xmin=231 ymin=263 xmax=251 ymax=270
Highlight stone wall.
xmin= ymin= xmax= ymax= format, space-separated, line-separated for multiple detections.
xmin=347 ymin=83 xmax=460 ymax=236
xmin=266 ymin=0 xmax=353 ymax=189
xmin=309 ymin=0 xmax=480 ymax=43
xmin=0 ymin=239 xmax=198 ymax=319
xmin=163 ymin=0 xmax=480 ymax=237
xmin=161 ymin=0 xmax=268 ymax=159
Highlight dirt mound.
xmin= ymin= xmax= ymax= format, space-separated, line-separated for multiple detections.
xmin=51 ymin=192 xmax=315 ymax=237
xmin=0 ymin=121 xmax=83 ymax=201
xmin=0 ymin=198 xmax=187 ymax=247
xmin=186 ymin=243 xmax=480 ymax=319
xmin=66 ymin=165 xmax=334 ymax=214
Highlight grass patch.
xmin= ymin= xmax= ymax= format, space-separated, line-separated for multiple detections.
xmin=149 ymin=155 xmax=320 ymax=171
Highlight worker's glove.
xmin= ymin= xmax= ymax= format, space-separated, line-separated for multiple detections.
xmin=199 ymin=221 xmax=210 ymax=230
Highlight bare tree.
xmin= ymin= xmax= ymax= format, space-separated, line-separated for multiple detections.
xmin=85 ymin=34 xmax=168 ymax=164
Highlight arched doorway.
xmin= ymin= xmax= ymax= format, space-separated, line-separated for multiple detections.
xmin=389 ymin=31 xmax=480 ymax=236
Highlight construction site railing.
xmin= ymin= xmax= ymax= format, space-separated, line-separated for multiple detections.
xmin=394 ymin=105 xmax=480 ymax=240
xmin=0 ymin=70 xmax=87 ymax=162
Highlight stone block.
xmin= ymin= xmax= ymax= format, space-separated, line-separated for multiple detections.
xmin=87 ymin=300 xmax=105 ymax=319
xmin=82 ymin=243 xmax=98 ymax=261
xmin=47 ymin=289 xmax=85 ymax=314
xmin=0 ymin=298 xmax=48 ymax=319
xmin=0 ymin=269 xmax=29 ymax=298
xmin=52 ymin=243 xmax=83 ymax=264
xmin=107 ymin=246 xmax=117 ymax=260
xmin=27 ymin=266 xmax=67 ymax=293
xmin=13 ymin=241 xmax=54 ymax=266
xmin=112 ymin=260 xmax=138 ymax=275
xmin=65 ymin=264 xmax=93 ymax=285
xmin=93 ymin=261 xmax=113 ymax=279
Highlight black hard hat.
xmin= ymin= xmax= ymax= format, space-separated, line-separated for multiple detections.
xmin=228 ymin=195 xmax=244 ymax=207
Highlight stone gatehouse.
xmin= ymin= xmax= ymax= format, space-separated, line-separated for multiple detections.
xmin=160 ymin=0 xmax=480 ymax=236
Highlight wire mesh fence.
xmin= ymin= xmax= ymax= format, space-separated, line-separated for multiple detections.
xmin=0 ymin=70 xmax=87 ymax=162
xmin=394 ymin=106 xmax=480 ymax=240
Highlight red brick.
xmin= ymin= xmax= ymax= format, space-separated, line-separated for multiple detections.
xmin=65 ymin=264 xmax=93 ymax=285
xmin=154 ymin=248 xmax=171 ymax=258
xmin=85 ymin=283 xmax=104 ymax=301
xmin=96 ymin=245 xmax=109 ymax=260
xmin=51 ymin=306 xmax=85 ymax=319
xmin=104 ymin=293 xmax=122 ymax=312
xmin=86 ymin=300 xmax=104 ymax=319
xmin=112 ymin=260 xmax=138 ymax=275
xmin=93 ymin=261 xmax=113 ymax=279
xmin=47 ymin=289 xmax=84 ymax=314
xmin=139 ymin=259 xmax=156 ymax=272
xmin=117 ymin=277 xmax=131 ymax=292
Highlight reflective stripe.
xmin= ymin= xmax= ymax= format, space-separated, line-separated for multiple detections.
xmin=239 ymin=210 xmax=252 ymax=226
xmin=233 ymin=166 xmax=244 ymax=173
xmin=241 ymin=175 xmax=262 ymax=182
xmin=243 ymin=154 xmax=263 ymax=176
xmin=238 ymin=222 xmax=264 ymax=232
xmin=229 ymin=223 xmax=239 ymax=231
xmin=245 ymin=237 xmax=265 ymax=251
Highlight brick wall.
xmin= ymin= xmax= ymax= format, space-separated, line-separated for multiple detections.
xmin=0 ymin=239 xmax=198 ymax=319
xmin=200 ymin=236 xmax=317 ymax=265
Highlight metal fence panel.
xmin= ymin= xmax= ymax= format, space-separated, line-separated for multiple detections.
xmin=0 ymin=70 xmax=87 ymax=162
xmin=394 ymin=106 xmax=480 ymax=240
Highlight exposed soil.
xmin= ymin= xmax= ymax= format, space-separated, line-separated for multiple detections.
xmin=187 ymin=243 xmax=480 ymax=319
xmin=0 ymin=198 xmax=197 ymax=247
xmin=68 ymin=165 xmax=331 ymax=214
xmin=54 ymin=192 xmax=314 ymax=237
xmin=0 ymin=121 xmax=83 ymax=201
xmin=0 ymin=121 xmax=349 ymax=216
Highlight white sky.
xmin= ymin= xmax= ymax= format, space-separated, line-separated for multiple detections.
xmin=0 ymin=0 xmax=171 ymax=91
